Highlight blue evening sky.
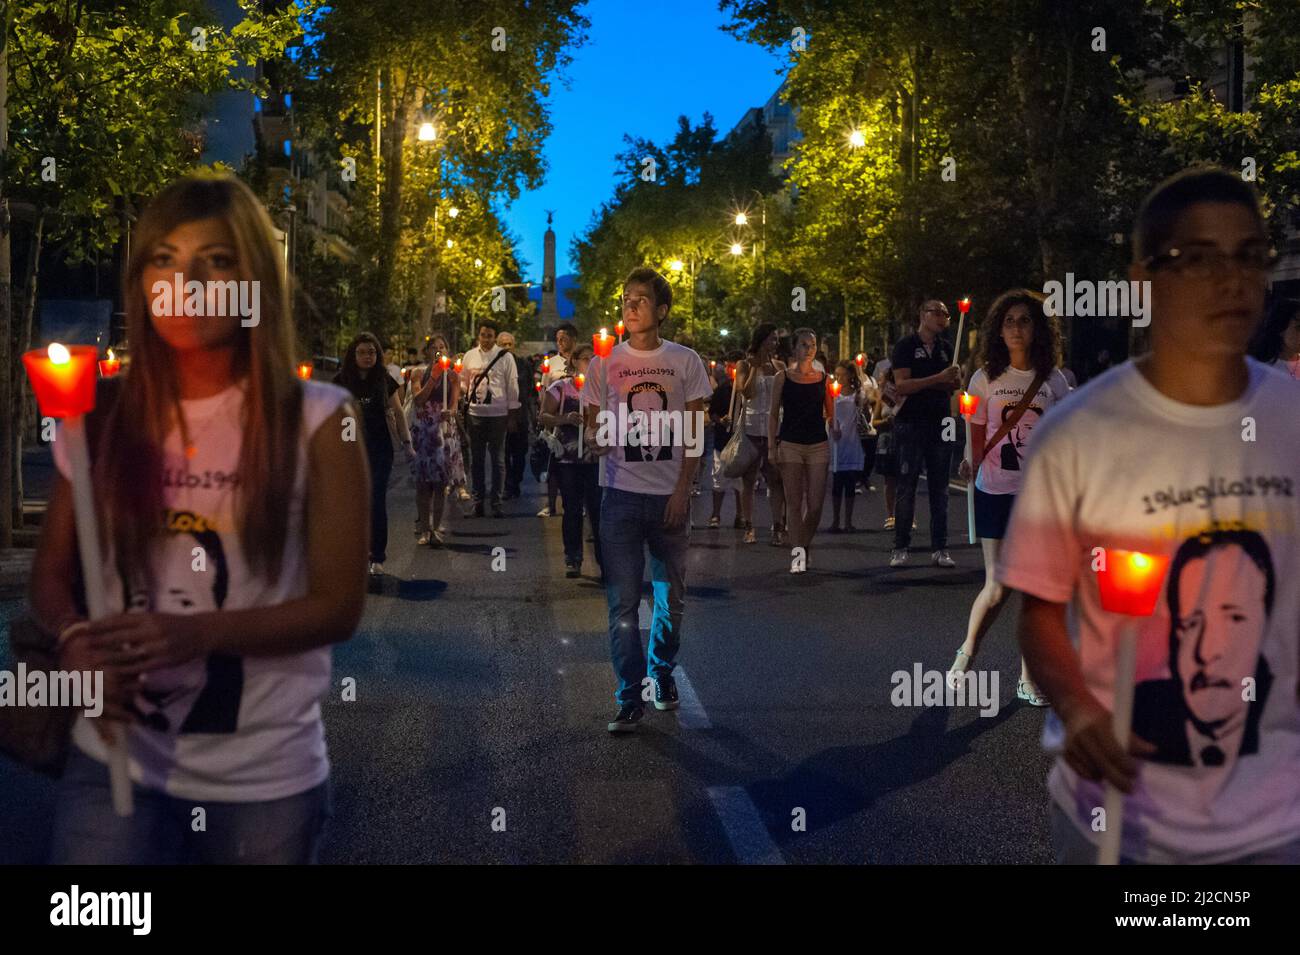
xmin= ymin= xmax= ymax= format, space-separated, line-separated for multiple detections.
xmin=502 ymin=0 xmax=787 ymax=280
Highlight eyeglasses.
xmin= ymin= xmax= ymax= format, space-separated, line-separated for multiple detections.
xmin=923 ymin=307 xmax=949 ymax=316
xmin=623 ymin=295 xmax=651 ymax=311
xmin=1143 ymin=243 xmax=1278 ymax=278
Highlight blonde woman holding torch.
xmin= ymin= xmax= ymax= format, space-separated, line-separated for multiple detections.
xmin=30 ymin=174 xmax=368 ymax=863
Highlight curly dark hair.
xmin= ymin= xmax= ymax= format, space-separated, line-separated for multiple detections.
xmin=978 ymin=289 xmax=1061 ymax=381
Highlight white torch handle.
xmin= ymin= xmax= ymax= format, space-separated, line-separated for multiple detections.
xmin=63 ymin=416 xmax=133 ymax=817
xmin=952 ymin=313 xmax=966 ymax=368
xmin=964 ymin=417 xmax=976 ymax=544
xmin=1099 ymin=621 xmax=1139 ymax=864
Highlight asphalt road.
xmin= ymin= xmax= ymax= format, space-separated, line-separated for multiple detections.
xmin=0 ymin=467 xmax=1056 ymax=864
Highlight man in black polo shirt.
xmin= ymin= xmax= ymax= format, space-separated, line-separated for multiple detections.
xmin=889 ymin=299 xmax=962 ymax=567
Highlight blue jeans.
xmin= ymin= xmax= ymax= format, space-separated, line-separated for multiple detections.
xmin=50 ymin=746 xmax=331 ymax=864
xmin=599 ymin=487 xmax=689 ymax=706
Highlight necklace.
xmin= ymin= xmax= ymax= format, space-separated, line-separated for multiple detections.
xmin=179 ymin=387 xmax=243 ymax=460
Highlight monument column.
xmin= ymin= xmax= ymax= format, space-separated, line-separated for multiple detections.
xmin=541 ymin=211 xmax=559 ymax=337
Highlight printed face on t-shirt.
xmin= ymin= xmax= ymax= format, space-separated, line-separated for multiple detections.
xmin=1173 ymin=551 xmax=1267 ymax=731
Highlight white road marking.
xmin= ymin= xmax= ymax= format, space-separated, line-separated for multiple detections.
xmin=672 ymin=666 xmax=711 ymax=729
xmin=706 ymin=786 xmax=785 ymax=865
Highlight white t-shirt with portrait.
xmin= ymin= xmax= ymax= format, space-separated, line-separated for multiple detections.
xmin=968 ymin=365 xmax=1071 ymax=496
xmin=54 ymin=378 xmax=351 ymax=803
xmin=583 ymin=339 xmax=713 ymax=496
xmin=997 ymin=359 xmax=1300 ymax=864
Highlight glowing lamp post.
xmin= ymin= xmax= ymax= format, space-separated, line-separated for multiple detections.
xmin=1095 ymin=548 xmax=1171 ymax=865
xmin=593 ymin=328 xmax=614 ymax=359
xmin=22 ymin=344 xmax=133 ymax=816
xmin=959 ymin=391 xmax=980 ymax=544
xmin=98 ymin=348 xmax=122 ymax=378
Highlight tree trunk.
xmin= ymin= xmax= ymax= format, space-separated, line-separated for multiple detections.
xmin=0 ymin=1 xmax=14 ymax=548
xmin=12 ymin=212 xmax=42 ymax=528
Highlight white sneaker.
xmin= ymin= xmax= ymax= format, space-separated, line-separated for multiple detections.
xmin=368 ymin=562 xmax=385 ymax=576
xmin=883 ymin=516 xmax=895 ymax=530
xmin=932 ymin=550 xmax=956 ymax=568
xmin=889 ymin=549 xmax=909 ymax=567
xmin=537 ymin=506 xmax=551 ymax=517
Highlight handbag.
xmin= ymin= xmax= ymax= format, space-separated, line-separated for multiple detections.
xmin=720 ymin=390 xmax=759 ymax=478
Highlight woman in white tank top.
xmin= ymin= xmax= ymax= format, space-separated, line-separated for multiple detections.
xmin=733 ymin=323 xmax=788 ymax=545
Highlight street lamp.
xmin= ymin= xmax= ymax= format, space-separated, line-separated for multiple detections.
xmin=729 ymin=242 xmax=743 ymax=256
xmin=734 ymin=212 xmax=748 ymax=226
xmin=448 ymin=206 xmax=459 ymax=218
xmin=669 ymin=259 xmax=684 ymax=272
xmin=418 ymin=122 xmax=437 ymax=142
xmin=848 ymin=128 xmax=866 ymax=148
xmin=474 ymin=258 xmax=483 ymax=269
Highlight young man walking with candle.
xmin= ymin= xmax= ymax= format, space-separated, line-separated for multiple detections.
xmin=889 ymin=300 xmax=962 ymax=567
xmin=585 ymin=267 xmax=713 ymax=732
xmin=998 ymin=167 xmax=1300 ymax=864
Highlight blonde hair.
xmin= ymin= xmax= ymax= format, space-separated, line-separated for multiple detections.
xmin=98 ymin=174 xmax=301 ymax=588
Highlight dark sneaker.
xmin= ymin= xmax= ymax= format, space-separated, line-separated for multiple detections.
xmin=607 ymin=703 xmax=644 ymax=733
xmin=565 ymin=562 xmax=581 ymax=579
xmin=491 ymin=503 xmax=505 ymax=518
xmin=653 ymin=674 xmax=680 ymax=711
xmin=472 ymin=503 xmax=485 ymax=518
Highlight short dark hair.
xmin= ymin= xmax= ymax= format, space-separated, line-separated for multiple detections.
xmin=1132 ymin=166 xmax=1265 ymax=261
xmin=555 ymin=322 xmax=577 ymax=340
xmin=477 ymin=318 xmax=501 ymax=335
xmin=625 ymin=266 xmax=672 ymax=319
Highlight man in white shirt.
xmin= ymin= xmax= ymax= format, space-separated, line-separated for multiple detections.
xmin=999 ymin=167 xmax=1299 ymax=864
xmin=584 ymin=267 xmax=713 ymax=732
xmin=460 ymin=319 xmax=520 ymax=517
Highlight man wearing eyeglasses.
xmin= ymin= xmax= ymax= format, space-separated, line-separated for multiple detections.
xmin=888 ymin=299 xmax=963 ymax=567
xmin=584 ymin=267 xmax=713 ymax=733
xmin=998 ymin=167 xmax=1300 ymax=864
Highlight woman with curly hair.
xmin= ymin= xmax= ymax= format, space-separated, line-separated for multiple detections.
xmin=948 ymin=289 xmax=1071 ymax=706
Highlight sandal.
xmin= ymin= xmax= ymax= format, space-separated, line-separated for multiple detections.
xmin=1016 ymin=679 xmax=1050 ymax=707
xmin=742 ymin=522 xmax=757 ymax=544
